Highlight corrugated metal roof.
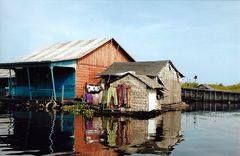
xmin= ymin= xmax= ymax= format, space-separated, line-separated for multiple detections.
xmin=0 ymin=69 xmax=15 ymax=78
xmin=16 ymin=38 xmax=112 ymax=63
xmin=100 ymin=60 xmax=184 ymax=77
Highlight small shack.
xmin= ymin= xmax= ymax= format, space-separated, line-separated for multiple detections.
xmin=0 ymin=38 xmax=134 ymax=100
xmin=195 ymin=84 xmax=214 ymax=90
xmin=100 ymin=60 xmax=184 ymax=111
xmin=108 ymin=72 xmax=163 ymax=111
xmin=0 ymin=69 xmax=15 ymax=97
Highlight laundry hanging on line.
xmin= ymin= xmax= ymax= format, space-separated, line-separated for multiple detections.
xmin=106 ymin=84 xmax=131 ymax=108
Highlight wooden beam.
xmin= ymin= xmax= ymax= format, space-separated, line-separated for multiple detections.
xmin=9 ymin=69 xmax=13 ymax=99
xmin=50 ymin=66 xmax=56 ymax=100
xmin=27 ymin=67 xmax=32 ymax=100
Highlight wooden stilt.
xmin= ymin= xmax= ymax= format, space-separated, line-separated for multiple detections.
xmin=50 ymin=66 xmax=56 ymax=101
xmin=9 ymin=69 xmax=13 ymax=99
xmin=27 ymin=67 xmax=32 ymax=100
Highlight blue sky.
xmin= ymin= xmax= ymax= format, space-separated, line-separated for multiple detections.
xmin=0 ymin=0 xmax=239 ymax=85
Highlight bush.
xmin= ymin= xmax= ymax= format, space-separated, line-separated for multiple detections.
xmin=62 ymin=102 xmax=94 ymax=118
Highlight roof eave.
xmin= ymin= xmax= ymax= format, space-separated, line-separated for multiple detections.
xmin=0 ymin=61 xmax=52 ymax=69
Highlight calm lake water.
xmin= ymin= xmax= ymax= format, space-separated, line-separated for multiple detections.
xmin=0 ymin=104 xmax=240 ymax=156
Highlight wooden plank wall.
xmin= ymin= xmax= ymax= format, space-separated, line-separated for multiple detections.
xmin=76 ymin=41 xmax=132 ymax=98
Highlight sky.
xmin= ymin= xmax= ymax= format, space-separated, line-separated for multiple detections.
xmin=0 ymin=0 xmax=239 ymax=85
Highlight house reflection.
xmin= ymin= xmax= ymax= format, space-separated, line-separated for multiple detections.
xmin=155 ymin=111 xmax=182 ymax=150
xmin=74 ymin=111 xmax=182 ymax=155
xmin=74 ymin=116 xmax=119 ymax=156
xmin=0 ymin=111 xmax=74 ymax=155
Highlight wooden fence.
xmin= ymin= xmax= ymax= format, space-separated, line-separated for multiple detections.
xmin=182 ymin=88 xmax=240 ymax=102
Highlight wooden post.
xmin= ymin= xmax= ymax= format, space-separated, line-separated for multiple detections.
xmin=9 ymin=69 xmax=13 ymax=99
xmin=27 ymin=67 xmax=32 ymax=100
xmin=228 ymin=102 xmax=231 ymax=111
xmin=61 ymin=85 xmax=64 ymax=104
xmin=195 ymin=90 xmax=198 ymax=101
xmin=50 ymin=66 xmax=56 ymax=101
xmin=222 ymin=92 xmax=224 ymax=101
xmin=60 ymin=111 xmax=64 ymax=131
xmin=209 ymin=91 xmax=212 ymax=101
xmin=214 ymin=91 xmax=216 ymax=101
xmin=203 ymin=92 xmax=205 ymax=101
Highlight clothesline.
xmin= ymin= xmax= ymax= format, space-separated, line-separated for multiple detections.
xmin=84 ymin=83 xmax=132 ymax=108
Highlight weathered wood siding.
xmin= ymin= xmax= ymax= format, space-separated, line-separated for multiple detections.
xmin=110 ymin=74 xmax=149 ymax=111
xmin=76 ymin=41 xmax=132 ymax=98
xmin=158 ymin=63 xmax=182 ymax=105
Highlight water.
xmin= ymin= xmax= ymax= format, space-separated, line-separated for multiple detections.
xmin=0 ymin=105 xmax=240 ymax=156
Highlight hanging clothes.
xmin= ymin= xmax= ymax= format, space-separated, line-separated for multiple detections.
xmin=92 ymin=94 xmax=99 ymax=105
xmin=98 ymin=91 xmax=103 ymax=104
xmin=116 ymin=85 xmax=123 ymax=107
xmin=116 ymin=84 xmax=130 ymax=107
xmin=85 ymin=93 xmax=93 ymax=104
xmin=101 ymin=90 xmax=108 ymax=104
xmin=86 ymin=84 xmax=101 ymax=93
xmin=107 ymin=87 xmax=118 ymax=107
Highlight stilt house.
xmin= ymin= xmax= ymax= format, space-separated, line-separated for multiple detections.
xmin=100 ymin=60 xmax=184 ymax=111
xmin=0 ymin=38 xmax=134 ymax=100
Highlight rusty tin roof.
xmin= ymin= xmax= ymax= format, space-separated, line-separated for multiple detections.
xmin=15 ymin=38 xmax=134 ymax=63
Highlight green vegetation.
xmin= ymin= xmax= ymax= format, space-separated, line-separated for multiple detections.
xmin=182 ymin=82 xmax=240 ymax=92
xmin=208 ymin=83 xmax=240 ymax=92
xmin=62 ymin=102 xmax=94 ymax=118
xmin=182 ymin=82 xmax=199 ymax=88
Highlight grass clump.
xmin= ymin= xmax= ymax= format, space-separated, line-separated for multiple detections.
xmin=63 ymin=102 xmax=94 ymax=118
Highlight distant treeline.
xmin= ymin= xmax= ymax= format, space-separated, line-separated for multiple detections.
xmin=182 ymin=82 xmax=240 ymax=92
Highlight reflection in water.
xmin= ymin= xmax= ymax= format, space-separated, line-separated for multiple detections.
xmin=74 ymin=111 xmax=182 ymax=155
xmin=187 ymin=102 xmax=240 ymax=112
xmin=0 ymin=110 xmax=182 ymax=155
xmin=0 ymin=111 xmax=74 ymax=155
xmin=1 ymin=104 xmax=239 ymax=156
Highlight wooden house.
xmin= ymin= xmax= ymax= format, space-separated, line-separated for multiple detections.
xmin=100 ymin=60 xmax=184 ymax=111
xmin=195 ymin=84 xmax=214 ymax=90
xmin=0 ymin=38 xmax=134 ymax=100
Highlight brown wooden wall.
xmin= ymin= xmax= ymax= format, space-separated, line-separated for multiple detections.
xmin=76 ymin=41 xmax=133 ymax=98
